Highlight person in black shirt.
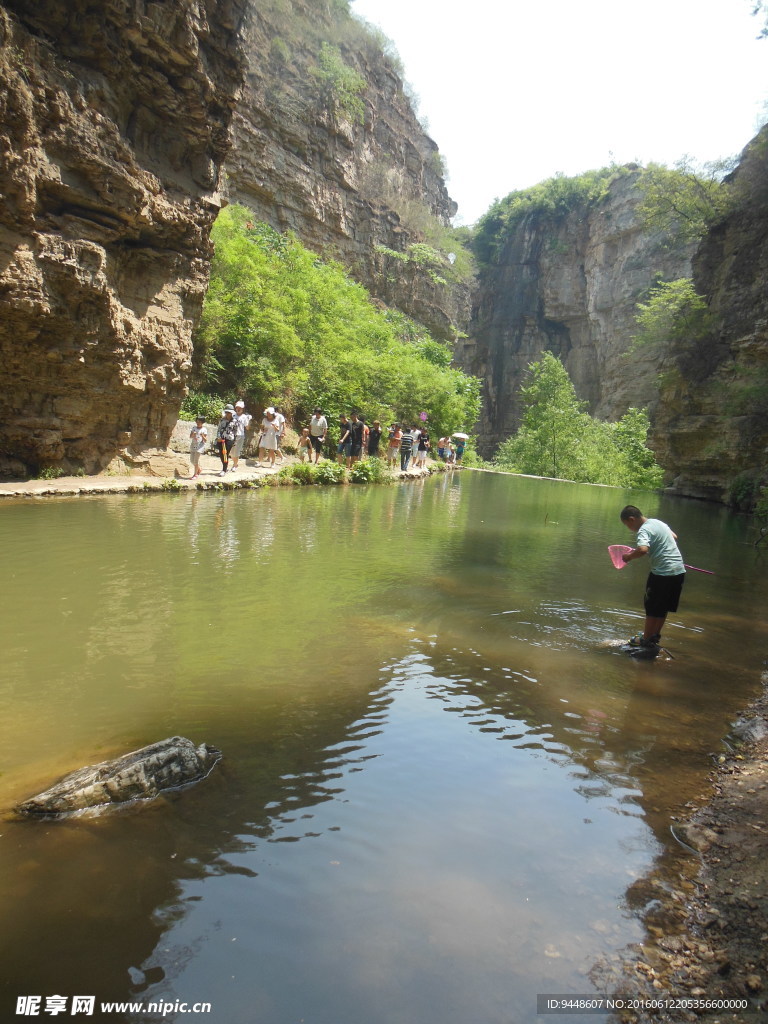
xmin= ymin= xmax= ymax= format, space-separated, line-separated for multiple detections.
xmin=348 ymin=413 xmax=365 ymax=463
xmin=367 ymin=420 xmax=382 ymax=457
xmin=415 ymin=429 xmax=430 ymax=469
xmin=336 ymin=415 xmax=352 ymax=466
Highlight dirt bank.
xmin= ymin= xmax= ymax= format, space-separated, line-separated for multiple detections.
xmin=598 ymin=675 xmax=768 ymax=1022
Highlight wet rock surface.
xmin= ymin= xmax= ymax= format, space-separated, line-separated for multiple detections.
xmin=16 ymin=736 xmax=221 ymax=816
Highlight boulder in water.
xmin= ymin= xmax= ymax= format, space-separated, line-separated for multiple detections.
xmin=16 ymin=736 xmax=220 ymax=817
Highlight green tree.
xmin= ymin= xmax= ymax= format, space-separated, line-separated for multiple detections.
xmin=494 ymin=354 xmax=663 ymax=488
xmin=637 ymin=159 xmax=735 ymax=244
xmin=494 ymin=353 xmax=588 ymax=479
xmin=190 ymin=206 xmax=481 ymax=439
xmin=611 ymin=408 xmax=664 ymax=489
xmin=631 ymin=278 xmax=713 ymax=351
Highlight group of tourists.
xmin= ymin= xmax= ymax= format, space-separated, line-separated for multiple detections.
xmin=301 ymin=411 xmax=467 ymax=472
xmin=189 ymin=402 xmax=467 ymax=477
xmin=188 ymin=402 xmax=293 ymax=476
xmin=381 ymin=423 xmax=465 ymax=472
xmin=188 ymin=402 xmax=250 ymax=478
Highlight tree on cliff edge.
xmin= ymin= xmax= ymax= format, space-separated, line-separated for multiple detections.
xmin=637 ymin=159 xmax=735 ymax=244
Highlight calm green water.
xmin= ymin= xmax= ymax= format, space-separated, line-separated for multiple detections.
xmin=1 ymin=473 xmax=766 ymax=1023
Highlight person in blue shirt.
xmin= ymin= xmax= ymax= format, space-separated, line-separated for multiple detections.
xmin=620 ymin=504 xmax=686 ymax=650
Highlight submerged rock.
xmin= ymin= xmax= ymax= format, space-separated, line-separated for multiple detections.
xmin=16 ymin=737 xmax=220 ymax=817
xmin=730 ymin=716 xmax=768 ymax=746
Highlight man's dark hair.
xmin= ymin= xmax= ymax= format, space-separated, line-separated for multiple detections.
xmin=620 ymin=505 xmax=643 ymax=521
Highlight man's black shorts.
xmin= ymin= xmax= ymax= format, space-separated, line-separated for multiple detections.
xmin=310 ymin=435 xmax=323 ymax=453
xmin=644 ymin=572 xmax=685 ymax=618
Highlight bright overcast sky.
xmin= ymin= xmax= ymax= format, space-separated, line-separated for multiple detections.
xmin=350 ymin=0 xmax=768 ymax=224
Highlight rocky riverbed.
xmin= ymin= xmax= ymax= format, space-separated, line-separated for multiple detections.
xmin=594 ymin=676 xmax=768 ymax=1022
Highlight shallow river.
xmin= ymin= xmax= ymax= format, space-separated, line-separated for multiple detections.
xmin=1 ymin=472 xmax=766 ymax=1023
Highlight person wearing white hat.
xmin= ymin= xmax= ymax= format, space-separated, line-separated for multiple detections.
xmin=259 ymin=407 xmax=279 ymax=467
xmin=232 ymin=400 xmax=251 ymax=471
xmin=215 ymin=406 xmax=237 ymax=475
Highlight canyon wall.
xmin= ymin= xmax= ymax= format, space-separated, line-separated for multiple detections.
xmin=2 ymin=0 xmax=763 ymax=501
xmin=651 ymin=129 xmax=768 ymax=502
xmin=224 ymin=0 xmax=468 ymax=343
xmin=0 ymin=0 xmax=465 ymax=478
xmin=461 ymin=170 xmax=695 ymax=457
xmin=0 ymin=0 xmax=247 ymax=476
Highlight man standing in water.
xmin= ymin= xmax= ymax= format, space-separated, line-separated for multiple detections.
xmin=620 ymin=505 xmax=686 ymax=650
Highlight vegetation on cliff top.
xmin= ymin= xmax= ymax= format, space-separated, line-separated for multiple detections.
xmin=493 ymin=353 xmax=664 ymax=489
xmin=636 ymin=158 xmax=736 ymax=245
xmin=186 ymin=206 xmax=481 ymax=437
xmin=472 ymin=167 xmax=627 ymax=264
xmin=470 ymin=157 xmax=734 ymax=266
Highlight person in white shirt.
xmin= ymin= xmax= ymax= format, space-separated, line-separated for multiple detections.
xmin=232 ymin=400 xmax=252 ymax=471
xmin=259 ymin=408 xmax=280 ymax=467
xmin=273 ymin=406 xmax=286 ymax=462
xmin=188 ymin=416 xmax=208 ymax=479
xmin=309 ymin=407 xmax=328 ymax=463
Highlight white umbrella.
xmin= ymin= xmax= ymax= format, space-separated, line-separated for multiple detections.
xmin=452 ymin=432 xmax=469 ymax=440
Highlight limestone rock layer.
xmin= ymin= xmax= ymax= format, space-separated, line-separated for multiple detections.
xmin=652 ymin=130 xmax=768 ymax=502
xmin=461 ymin=171 xmax=694 ymax=458
xmin=225 ymin=0 xmax=469 ymax=343
xmin=0 ymin=0 xmax=246 ymax=476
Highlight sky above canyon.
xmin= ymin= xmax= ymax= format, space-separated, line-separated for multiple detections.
xmin=351 ymin=0 xmax=768 ymax=225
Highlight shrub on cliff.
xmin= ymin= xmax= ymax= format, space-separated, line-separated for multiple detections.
xmin=631 ymin=278 xmax=713 ymax=353
xmin=494 ymin=353 xmax=663 ymax=488
xmin=193 ymin=206 xmax=481 ymax=439
xmin=310 ymin=43 xmax=366 ymax=124
xmin=636 ymin=159 xmax=736 ymax=245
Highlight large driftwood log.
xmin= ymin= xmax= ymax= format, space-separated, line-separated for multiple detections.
xmin=17 ymin=736 xmax=220 ymax=817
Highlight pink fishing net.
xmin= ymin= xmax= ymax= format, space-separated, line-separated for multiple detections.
xmin=608 ymin=544 xmax=633 ymax=569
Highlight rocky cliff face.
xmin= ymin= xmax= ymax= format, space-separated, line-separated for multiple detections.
xmin=0 ymin=0 xmax=246 ymax=476
xmin=651 ymin=130 xmax=768 ymax=503
xmin=0 ymin=0 xmax=466 ymax=478
xmin=224 ymin=0 xmax=468 ymax=343
xmin=461 ymin=171 xmax=694 ymax=457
